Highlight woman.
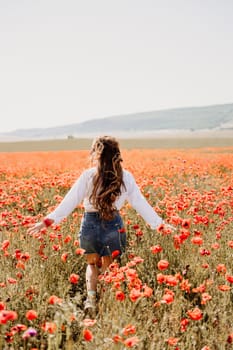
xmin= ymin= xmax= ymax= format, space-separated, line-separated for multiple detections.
xmin=27 ymin=135 xmax=172 ymax=311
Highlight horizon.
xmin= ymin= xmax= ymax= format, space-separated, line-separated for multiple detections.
xmin=1 ymin=0 xmax=233 ymax=133
xmin=1 ymin=101 xmax=233 ymax=134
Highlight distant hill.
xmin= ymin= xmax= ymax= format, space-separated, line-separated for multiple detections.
xmin=1 ymin=103 xmax=233 ymax=140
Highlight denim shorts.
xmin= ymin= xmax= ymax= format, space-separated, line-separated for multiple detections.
xmin=79 ymin=211 xmax=126 ymax=256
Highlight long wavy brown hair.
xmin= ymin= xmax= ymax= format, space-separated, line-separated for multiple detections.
xmin=89 ymin=135 xmax=125 ymax=220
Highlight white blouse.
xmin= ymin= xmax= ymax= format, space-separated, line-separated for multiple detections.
xmin=46 ymin=167 xmax=163 ymax=229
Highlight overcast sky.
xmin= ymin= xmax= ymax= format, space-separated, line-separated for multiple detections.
xmin=1 ymin=0 xmax=233 ymax=132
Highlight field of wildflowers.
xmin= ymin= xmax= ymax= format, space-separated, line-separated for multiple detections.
xmin=0 ymin=147 xmax=233 ymax=349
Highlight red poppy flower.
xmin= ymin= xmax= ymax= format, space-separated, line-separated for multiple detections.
xmin=48 ymin=295 xmax=62 ymax=305
xmin=124 ymin=336 xmax=140 ymax=348
xmin=166 ymin=337 xmax=179 ymax=346
xmin=1 ymin=240 xmax=10 ymax=251
xmin=135 ymin=229 xmax=143 ymax=236
xmin=69 ymin=273 xmax=79 ymax=284
xmin=181 ymin=218 xmax=191 ymax=229
xmin=200 ymin=248 xmax=211 ymax=256
xmin=180 ymin=318 xmax=189 ymax=332
xmin=201 ymin=292 xmax=212 ymax=305
xmin=227 ymin=333 xmax=233 ymax=344
xmin=187 ymin=307 xmax=203 ymax=321
xmin=157 ymin=223 xmax=165 ymax=233
xmin=16 ymin=261 xmax=25 ymax=270
xmin=122 ymin=324 xmax=136 ymax=336
xmin=191 ymin=237 xmax=203 ymax=245
xmin=163 ymin=275 xmax=175 ymax=287
xmin=218 ymin=285 xmax=230 ymax=291
xmin=226 ymin=275 xmax=233 ymax=284
xmin=150 ymin=245 xmax=163 ymax=254
xmin=20 ymin=252 xmax=30 ymax=261
xmin=75 ymin=248 xmax=85 ymax=255
xmin=41 ymin=322 xmax=57 ymax=334
xmin=157 ymin=273 xmax=166 ymax=284
xmin=211 ymin=242 xmax=220 ymax=249
xmin=162 ymin=289 xmax=174 ymax=304
xmin=7 ymin=278 xmax=17 ymax=284
xmin=64 ymin=235 xmax=72 ymax=243
xmin=61 ymin=252 xmax=68 ymax=262
xmin=115 ymin=290 xmax=125 ymax=301
xmin=180 ymin=279 xmax=191 ymax=293
xmin=112 ymin=250 xmax=120 ymax=259
xmin=43 ymin=218 xmax=54 ymax=227
xmin=0 ymin=302 xmax=5 ymax=311
xmin=132 ymin=224 xmax=140 ymax=230
xmin=216 ymin=264 xmax=227 ymax=274
xmin=143 ymin=285 xmax=153 ymax=297
xmin=129 ymin=288 xmax=142 ymax=302
xmin=157 ymin=260 xmax=169 ymax=271
xmin=0 ymin=310 xmax=17 ymax=324
xmin=113 ymin=334 xmax=123 ymax=343
xmin=26 ymin=310 xmax=38 ymax=321
xmin=83 ymin=328 xmax=93 ymax=341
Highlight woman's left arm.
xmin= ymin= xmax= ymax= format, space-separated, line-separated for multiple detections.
xmin=44 ymin=170 xmax=88 ymax=224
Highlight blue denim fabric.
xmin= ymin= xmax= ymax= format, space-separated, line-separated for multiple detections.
xmin=79 ymin=212 xmax=126 ymax=256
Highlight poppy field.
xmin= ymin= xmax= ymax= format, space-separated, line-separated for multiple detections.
xmin=1 ymin=147 xmax=233 ymax=349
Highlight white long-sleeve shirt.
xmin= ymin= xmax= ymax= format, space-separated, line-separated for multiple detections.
xmin=46 ymin=167 xmax=163 ymax=229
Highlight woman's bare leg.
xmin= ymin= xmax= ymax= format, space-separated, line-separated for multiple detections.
xmin=101 ymin=255 xmax=112 ymax=273
xmin=85 ymin=253 xmax=100 ymax=292
xmin=84 ymin=254 xmax=113 ymax=311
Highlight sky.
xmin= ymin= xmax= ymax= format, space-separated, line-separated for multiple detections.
xmin=1 ymin=0 xmax=233 ymax=133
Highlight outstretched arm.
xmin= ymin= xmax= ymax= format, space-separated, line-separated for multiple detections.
xmin=126 ymin=172 xmax=173 ymax=230
xmin=27 ymin=170 xmax=88 ymax=235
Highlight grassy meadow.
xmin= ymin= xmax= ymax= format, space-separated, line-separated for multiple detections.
xmin=1 ymin=138 xmax=233 ymax=349
xmin=1 ymin=133 xmax=233 ymax=152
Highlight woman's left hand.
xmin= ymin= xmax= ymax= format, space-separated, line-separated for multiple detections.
xmin=27 ymin=221 xmax=45 ymax=235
